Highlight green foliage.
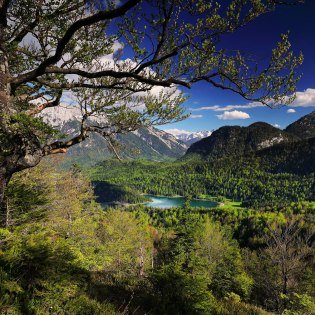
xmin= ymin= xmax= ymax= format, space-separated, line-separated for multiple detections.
xmin=147 ymin=266 xmax=219 ymax=315
xmin=64 ymin=295 xmax=116 ymax=315
xmin=0 ymin=162 xmax=154 ymax=314
xmin=0 ymin=161 xmax=313 ymax=314
xmin=10 ymin=113 xmax=60 ymax=140
xmin=89 ymin=158 xmax=314 ymax=210
xmin=93 ymin=181 xmax=148 ymax=204
xmin=282 ymin=293 xmax=315 ymax=315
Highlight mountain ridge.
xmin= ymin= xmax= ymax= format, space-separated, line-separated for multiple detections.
xmin=40 ymin=107 xmax=188 ymax=165
xmin=185 ymin=121 xmax=299 ymax=159
xmin=183 ymin=111 xmax=315 ymax=174
xmin=285 ymin=110 xmax=315 ymax=139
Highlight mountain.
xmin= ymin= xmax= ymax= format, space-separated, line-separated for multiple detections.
xmin=185 ymin=122 xmax=298 ymax=159
xmin=40 ymin=107 xmax=188 ymax=166
xmin=64 ymin=124 xmax=188 ymax=166
xmin=285 ymin=110 xmax=315 ymax=139
xmin=256 ymin=136 xmax=315 ymax=175
xmin=164 ymin=129 xmax=213 ymax=145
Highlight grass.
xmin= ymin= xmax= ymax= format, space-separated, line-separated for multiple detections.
xmin=218 ymin=199 xmax=243 ymax=209
xmin=197 ymin=194 xmax=243 ymax=209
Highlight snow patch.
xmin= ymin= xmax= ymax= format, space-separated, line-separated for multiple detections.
xmin=164 ymin=129 xmax=213 ymax=143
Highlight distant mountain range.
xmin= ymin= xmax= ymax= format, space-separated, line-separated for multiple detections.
xmin=164 ymin=129 xmax=213 ymax=145
xmin=40 ymin=107 xmax=188 ymax=165
xmin=40 ymin=106 xmax=315 ymax=172
xmin=184 ymin=111 xmax=315 ymax=174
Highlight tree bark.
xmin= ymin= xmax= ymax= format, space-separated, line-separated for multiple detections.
xmin=0 ymin=24 xmax=45 ymax=227
xmin=0 ymin=169 xmax=10 ymax=227
xmin=0 ymin=24 xmax=10 ymax=227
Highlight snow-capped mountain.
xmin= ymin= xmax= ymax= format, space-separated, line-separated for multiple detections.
xmin=39 ymin=106 xmax=108 ymax=127
xmin=164 ymin=129 xmax=213 ymax=145
xmin=39 ymin=107 xmax=188 ymax=165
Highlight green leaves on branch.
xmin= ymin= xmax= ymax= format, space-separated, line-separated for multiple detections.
xmin=9 ymin=113 xmax=60 ymax=141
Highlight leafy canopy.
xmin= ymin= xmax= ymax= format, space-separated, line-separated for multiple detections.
xmin=0 ymin=0 xmax=303 ymax=158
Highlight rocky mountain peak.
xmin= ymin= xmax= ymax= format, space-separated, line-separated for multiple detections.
xmin=285 ymin=110 xmax=315 ymax=139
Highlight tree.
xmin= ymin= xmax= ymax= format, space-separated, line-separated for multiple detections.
xmin=247 ymin=220 xmax=314 ymax=313
xmin=0 ymin=0 xmax=304 ymax=225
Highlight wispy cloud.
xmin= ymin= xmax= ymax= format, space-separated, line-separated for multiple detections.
xmin=190 ymin=114 xmax=203 ymax=119
xmin=217 ymin=110 xmax=250 ymax=120
xmin=287 ymin=108 xmax=296 ymax=113
xmin=192 ymin=101 xmax=264 ymax=112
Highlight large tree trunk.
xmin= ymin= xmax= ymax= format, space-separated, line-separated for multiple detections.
xmin=0 ymin=25 xmax=43 ymax=227
xmin=0 ymin=24 xmax=14 ymax=227
xmin=0 ymin=24 xmax=11 ymax=227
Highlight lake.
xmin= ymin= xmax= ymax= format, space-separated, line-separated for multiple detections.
xmin=144 ymin=195 xmax=217 ymax=209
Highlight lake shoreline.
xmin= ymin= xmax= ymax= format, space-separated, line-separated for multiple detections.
xmin=102 ymin=194 xmax=219 ymax=209
xmin=143 ymin=194 xmax=219 ymax=209
xmin=143 ymin=193 xmax=217 ymax=202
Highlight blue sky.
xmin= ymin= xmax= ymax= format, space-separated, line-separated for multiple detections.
xmin=161 ymin=0 xmax=315 ymax=133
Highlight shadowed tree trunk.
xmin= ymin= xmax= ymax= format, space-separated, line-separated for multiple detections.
xmin=0 ymin=24 xmax=42 ymax=226
xmin=0 ymin=22 xmax=10 ymax=227
xmin=0 ymin=170 xmax=10 ymax=227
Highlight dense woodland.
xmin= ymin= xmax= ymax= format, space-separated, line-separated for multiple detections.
xmin=0 ymin=159 xmax=313 ymax=314
xmin=89 ymin=158 xmax=315 ymax=210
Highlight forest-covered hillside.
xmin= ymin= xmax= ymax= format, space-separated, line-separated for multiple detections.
xmin=285 ymin=110 xmax=315 ymax=139
xmin=90 ymin=156 xmax=315 ymax=210
xmin=185 ymin=112 xmax=315 ymax=167
xmin=185 ymin=122 xmax=298 ymax=159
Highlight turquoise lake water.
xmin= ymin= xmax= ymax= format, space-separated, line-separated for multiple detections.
xmin=144 ymin=195 xmax=217 ymax=209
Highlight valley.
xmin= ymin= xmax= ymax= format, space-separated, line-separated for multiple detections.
xmin=1 ymin=2 xmax=315 ymax=314
xmin=2 ymin=95 xmax=315 ymax=315
xmin=89 ymin=111 xmax=315 ymax=211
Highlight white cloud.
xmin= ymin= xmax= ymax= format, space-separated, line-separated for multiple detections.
xmin=192 ymin=88 xmax=315 ymax=113
xmin=273 ymin=123 xmax=281 ymax=128
xmin=190 ymin=114 xmax=203 ymax=119
xmin=290 ymin=88 xmax=315 ymax=107
xmin=217 ymin=110 xmax=250 ymax=120
xmin=51 ymin=40 xmax=183 ymax=115
xmin=287 ymin=108 xmax=296 ymax=113
xmin=95 ymin=41 xmax=184 ymax=105
xmin=192 ymin=101 xmax=263 ymax=112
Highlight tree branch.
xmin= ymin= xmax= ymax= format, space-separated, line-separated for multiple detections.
xmin=34 ymin=77 xmax=154 ymax=92
xmin=28 ymin=67 xmax=191 ymax=88
xmin=0 ymin=0 xmax=11 ymax=27
xmin=10 ymin=8 xmax=41 ymax=43
xmin=25 ymin=90 xmax=62 ymax=116
xmin=11 ymin=0 xmax=141 ymax=85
